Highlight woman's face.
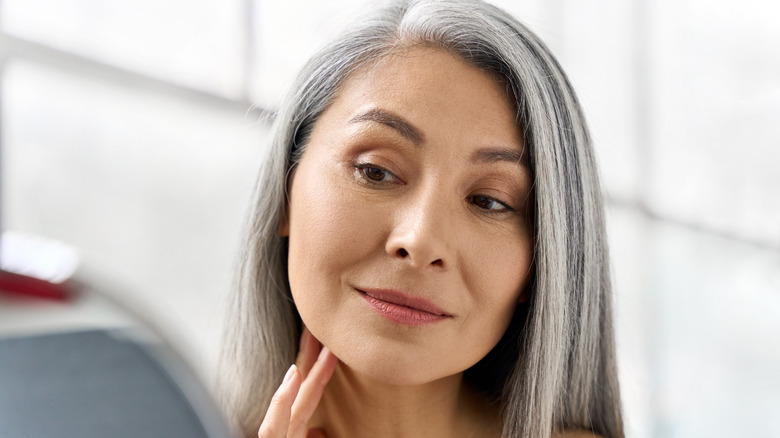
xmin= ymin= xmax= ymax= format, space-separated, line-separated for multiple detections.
xmin=282 ymin=47 xmax=534 ymax=385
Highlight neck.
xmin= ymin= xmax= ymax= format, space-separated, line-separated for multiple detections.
xmin=310 ymin=363 xmax=501 ymax=438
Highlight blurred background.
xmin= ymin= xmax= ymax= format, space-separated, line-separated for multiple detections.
xmin=1 ymin=0 xmax=778 ymax=437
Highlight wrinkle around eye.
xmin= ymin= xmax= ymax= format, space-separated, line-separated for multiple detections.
xmin=470 ymin=194 xmax=514 ymax=213
xmin=467 ymin=172 xmax=531 ymax=208
xmin=351 ymin=161 xmax=405 ymax=187
xmin=345 ymin=145 xmax=410 ymax=182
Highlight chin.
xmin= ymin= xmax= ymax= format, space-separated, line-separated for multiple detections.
xmin=344 ymin=356 xmax=443 ymax=386
xmin=329 ymin=335 xmax=465 ymax=387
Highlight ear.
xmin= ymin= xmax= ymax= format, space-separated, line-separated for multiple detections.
xmin=277 ymin=182 xmax=292 ymax=237
xmin=277 ymin=213 xmax=290 ymax=237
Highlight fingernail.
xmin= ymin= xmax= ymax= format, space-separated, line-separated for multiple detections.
xmin=283 ymin=364 xmax=297 ymax=383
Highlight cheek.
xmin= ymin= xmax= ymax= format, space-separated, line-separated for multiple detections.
xmin=468 ymin=225 xmax=532 ymax=295
xmin=463 ymin=232 xmax=533 ymax=337
xmin=289 ymin=173 xmax=382 ymax=257
xmin=286 ymin=167 xmax=386 ymax=317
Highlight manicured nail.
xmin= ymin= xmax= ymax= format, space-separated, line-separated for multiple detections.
xmin=284 ymin=364 xmax=297 ymax=383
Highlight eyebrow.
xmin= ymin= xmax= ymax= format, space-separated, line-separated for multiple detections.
xmin=349 ymin=108 xmax=526 ymax=167
xmin=470 ymin=146 xmax=527 ymax=167
xmin=349 ymin=109 xmax=424 ymax=145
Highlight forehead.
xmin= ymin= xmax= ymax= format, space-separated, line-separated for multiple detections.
xmin=313 ymin=46 xmax=523 ymax=151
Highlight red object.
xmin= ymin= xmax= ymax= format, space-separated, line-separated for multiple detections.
xmin=0 ymin=269 xmax=75 ymax=301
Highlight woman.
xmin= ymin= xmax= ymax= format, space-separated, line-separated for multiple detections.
xmin=220 ymin=1 xmax=623 ymax=437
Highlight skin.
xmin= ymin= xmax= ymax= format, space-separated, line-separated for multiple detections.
xmin=266 ymin=46 xmax=535 ymax=437
xmin=260 ymin=331 xmax=603 ymax=437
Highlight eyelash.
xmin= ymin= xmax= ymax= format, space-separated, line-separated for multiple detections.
xmin=353 ymin=162 xmax=515 ymax=214
xmin=469 ymin=195 xmax=515 ymax=214
xmin=353 ymin=163 xmax=400 ymax=185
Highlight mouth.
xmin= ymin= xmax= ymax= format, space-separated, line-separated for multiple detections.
xmin=357 ymin=288 xmax=452 ymax=326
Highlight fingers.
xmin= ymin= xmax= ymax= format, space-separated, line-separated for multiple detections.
xmin=259 ymin=328 xmax=337 ymax=438
xmin=288 ymin=346 xmax=338 ymax=437
xmin=296 ymin=327 xmax=321 ymax=379
xmin=257 ymin=364 xmax=301 ymax=438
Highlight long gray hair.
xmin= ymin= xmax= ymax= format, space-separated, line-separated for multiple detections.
xmin=219 ymin=1 xmax=623 ymax=437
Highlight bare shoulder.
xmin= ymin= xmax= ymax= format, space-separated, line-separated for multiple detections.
xmin=553 ymin=430 xmax=605 ymax=438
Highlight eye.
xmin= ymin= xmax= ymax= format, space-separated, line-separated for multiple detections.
xmin=470 ymin=195 xmax=513 ymax=213
xmin=354 ymin=163 xmax=400 ymax=184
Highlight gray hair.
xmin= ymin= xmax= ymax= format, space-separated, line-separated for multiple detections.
xmin=219 ymin=1 xmax=623 ymax=437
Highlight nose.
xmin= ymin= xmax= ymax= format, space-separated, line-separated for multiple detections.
xmin=384 ymin=187 xmax=454 ymax=271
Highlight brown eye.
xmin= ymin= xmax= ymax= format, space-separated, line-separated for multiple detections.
xmin=364 ymin=167 xmax=389 ymax=181
xmin=470 ymin=195 xmax=512 ymax=212
xmin=354 ymin=163 xmax=398 ymax=184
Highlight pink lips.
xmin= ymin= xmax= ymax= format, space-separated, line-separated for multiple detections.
xmin=359 ymin=288 xmax=451 ymax=326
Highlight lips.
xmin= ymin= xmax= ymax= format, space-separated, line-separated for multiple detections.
xmin=358 ymin=288 xmax=451 ymax=326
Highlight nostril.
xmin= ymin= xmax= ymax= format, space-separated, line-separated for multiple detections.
xmin=430 ymin=259 xmax=443 ymax=267
xmin=397 ymin=248 xmax=409 ymax=258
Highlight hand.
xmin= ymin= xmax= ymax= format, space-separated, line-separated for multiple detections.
xmin=258 ymin=328 xmax=338 ymax=438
